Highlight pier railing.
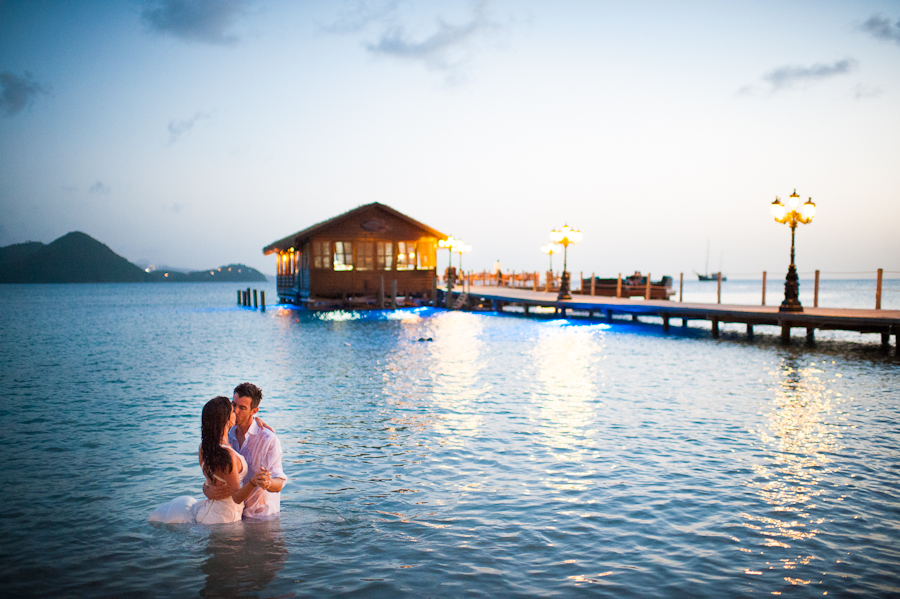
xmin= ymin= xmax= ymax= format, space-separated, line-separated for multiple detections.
xmin=440 ymin=268 xmax=898 ymax=309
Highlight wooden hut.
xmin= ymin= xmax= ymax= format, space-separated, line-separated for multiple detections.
xmin=263 ymin=203 xmax=446 ymax=308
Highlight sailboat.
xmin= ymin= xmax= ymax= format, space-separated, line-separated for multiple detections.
xmin=694 ymin=242 xmax=726 ymax=281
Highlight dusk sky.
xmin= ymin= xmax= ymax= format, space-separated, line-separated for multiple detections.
xmin=1 ymin=0 xmax=898 ymax=277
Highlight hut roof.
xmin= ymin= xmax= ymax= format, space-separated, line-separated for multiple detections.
xmin=262 ymin=202 xmax=447 ymax=255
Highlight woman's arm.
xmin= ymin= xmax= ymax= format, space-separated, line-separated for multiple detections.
xmin=254 ymin=416 xmax=275 ymax=433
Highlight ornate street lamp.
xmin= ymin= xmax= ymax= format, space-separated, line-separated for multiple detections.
xmin=771 ymin=189 xmax=816 ymax=312
xmin=456 ymin=243 xmax=471 ymax=272
xmin=540 ymin=244 xmax=561 ymax=272
xmin=549 ymin=224 xmax=582 ymax=300
xmin=439 ymin=236 xmax=459 ymax=291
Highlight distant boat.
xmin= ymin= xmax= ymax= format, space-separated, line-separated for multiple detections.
xmin=695 ymin=241 xmax=726 ymax=281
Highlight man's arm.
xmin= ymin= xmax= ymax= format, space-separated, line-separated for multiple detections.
xmin=261 ymin=434 xmax=287 ymax=492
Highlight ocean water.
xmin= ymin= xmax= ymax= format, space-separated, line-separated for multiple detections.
xmin=1 ymin=281 xmax=898 ymax=598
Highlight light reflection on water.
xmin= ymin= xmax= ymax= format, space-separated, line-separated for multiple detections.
xmin=740 ymin=356 xmax=846 ymax=587
xmin=1 ymin=284 xmax=898 ymax=598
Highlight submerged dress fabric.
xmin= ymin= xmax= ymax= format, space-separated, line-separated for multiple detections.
xmin=149 ymin=445 xmax=248 ymax=524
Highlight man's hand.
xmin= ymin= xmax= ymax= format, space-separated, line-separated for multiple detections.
xmin=203 ymin=479 xmax=232 ymax=501
xmin=254 ymin=416 xmax=275 ymax=433
xmin=251 ymin=468 xmax=271 ymax=491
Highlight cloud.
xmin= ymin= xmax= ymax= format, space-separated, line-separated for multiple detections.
xmin=740 ymin=59 xmax=858 ymax=94
xmin=89 ymin=181 xmax=110 ymax=195
xmin=327 ymin=0 xmax=400 ymax=34
xmin=0 ymin=71 xmax=49 ymax=116
xmin=854 ymin=83 xmax=883 ymax=99
xmin=167 ymin=111 xmax=210 ymax=145
xmin=860 ymin=14 xmax=900 ymax=44
xmin=141 ymin=0 xmax=248 ymax=45
xmin=364 ymin=0 xmax=501 ymax=77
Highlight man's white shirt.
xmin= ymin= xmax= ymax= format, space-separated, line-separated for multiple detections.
xmin=228 ymin=419 xmax=287 ymax=519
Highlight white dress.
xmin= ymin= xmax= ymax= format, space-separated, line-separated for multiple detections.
xmin=149 ymin=445 xmax=248 ymax=525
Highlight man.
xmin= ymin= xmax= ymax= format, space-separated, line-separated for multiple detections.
xmin=203 ymin=382 xmax=287 ymax=519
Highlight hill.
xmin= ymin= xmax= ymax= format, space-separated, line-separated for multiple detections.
xmin=0 ymin=241 xmax=45 ymax=265
xmin=0 ymin=232 xmax=148 ymax=283
xmin=146 ymin=263 xmax=267 ymax=283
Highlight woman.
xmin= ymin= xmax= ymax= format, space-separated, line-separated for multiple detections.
xmin=149 ymin=396 xmax=259 ymax=524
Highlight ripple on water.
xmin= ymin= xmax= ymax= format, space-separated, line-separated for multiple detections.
xmin=0 ymin=284 xmax=898 ymax=597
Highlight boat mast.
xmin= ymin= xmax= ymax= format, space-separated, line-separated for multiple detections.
xmin=705 ymin=241 xmax=710 ymax=277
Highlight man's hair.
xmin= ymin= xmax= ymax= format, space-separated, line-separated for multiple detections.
xmin=233 ymin=382 xmax=263 ymax=410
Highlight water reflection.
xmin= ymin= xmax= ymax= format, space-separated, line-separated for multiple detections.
xmin=742 ymin=355 xmax=844 ymax=574
xmin=416 ymin=312 xmax=486 ymax=444
xmin=527 ymin=324 xmax=604 ymax=496
xmin=200 ymin=518 xmax=287 ymax=598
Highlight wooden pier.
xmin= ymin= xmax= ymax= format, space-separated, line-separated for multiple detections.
xmin=438 ymin=286 xmax=900 ymax=351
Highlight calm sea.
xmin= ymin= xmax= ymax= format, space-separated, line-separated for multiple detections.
xmin=1 ymin=280 xmax=898 ymax=598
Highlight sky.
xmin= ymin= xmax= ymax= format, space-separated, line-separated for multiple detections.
xmin=1 ymin=0 xmax=899 ymax=278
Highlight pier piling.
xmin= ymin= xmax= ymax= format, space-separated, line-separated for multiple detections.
xmin=391 ymin=280 xmax=398 ymax=309
xmin=711 ymin=318 xmax=719 ymax=338
xmin=717 ymin=272 xmax=722 ymax=304
xmin=260 ymin=291 xmax=265 ymax=311
xmin=253 ymin=289 xmax=258 ymax=308
xmin=237 ymin=290 xmax=241 ymax=305
xmin=814 ymin=270 xmax=820 ymax=308
xmin=876 ymin=268 xmax=883 ymax=310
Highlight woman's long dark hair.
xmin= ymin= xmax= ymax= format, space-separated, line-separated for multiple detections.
xmin=200 ymin=396 xmax=233 ymax=480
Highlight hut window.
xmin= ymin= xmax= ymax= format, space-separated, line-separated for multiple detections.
xmin=376 ymin=242 xmax=393 ymax=270
xmin=397 ymin=241 xmax=416 ymax=270
xmin=313 ymin=241 xmax=331 ymax=269
xmin=417 ymin=239 xmax=436 ymax=269
xmin=357 ymin=241 xmax=374 ymax=271
xmin=334 ymin=241 xmax=354 ymax=271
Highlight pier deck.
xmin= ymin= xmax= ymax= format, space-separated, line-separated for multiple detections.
xmin=440 ymin=286 xmax=900 ymax=349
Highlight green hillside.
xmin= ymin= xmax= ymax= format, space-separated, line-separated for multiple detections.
xmin=0 ymin=241 xmax=45 ymax=265
xmin=0 ymin=232 xmax=148 ymax=283
xmin=147 ymin=263 xmax=267 ymax=282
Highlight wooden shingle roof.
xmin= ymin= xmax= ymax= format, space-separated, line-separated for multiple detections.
xmin=262 ymin=202 xmax=447 ymax=255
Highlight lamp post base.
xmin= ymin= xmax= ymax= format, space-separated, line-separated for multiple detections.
xmin=557 ymin=271 xmax=572 ymax=300
xmin=779 ymin=262 xmax=803 ymax=313
xmin=779 ymin=300 xmax=803 ymax=313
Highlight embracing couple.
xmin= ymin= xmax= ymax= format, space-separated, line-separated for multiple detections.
xmin=150 ymin=382 xmax=287 ymax=525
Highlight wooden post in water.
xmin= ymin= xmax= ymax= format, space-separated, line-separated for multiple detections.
xmin=616 ymin=273 xmax=622 ymax=299
xmin=260 ymin=291 xmax=265 ymax=311
xmin=761 ymin=271 xmax=767 ymax=306
xmin=644 ymin=273 xmax=651 ymax=300
xmin=246 ymin=288 xmax=251 ymax=307
xmin=781 ymin=323 xmax=791 ymax=344
xmin=391 ymin=280 xmax=398 ymax=309
xmin=253 ymin=289 xmax=258 ymax=308
xmin=663 ymin=315 xmax=670 ymax=332
xmin=524 ymin=304 xmax=530 ymax=317
xmin=711 ymin=317 xmax=719 ymax=338
xmin=379 ymin=276 xmax=385 ymax=308
xmin=591 ymin=273 xmax=596 ymax=296
xmin=679 ymin=272 xmax=683 ymax=302
xmin=716 ymin=272 xmax=722 ymax=304
xmin=237 ymin=290 xmax=241 ymax=305
xmin=814 ymin=270 xmax=820 ymax=308
xmin=876 ymin=268 xmax=883 ymax=310
xmin=430 ymin=276 xmax=436 ymax=308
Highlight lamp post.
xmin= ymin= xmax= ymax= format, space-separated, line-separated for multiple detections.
xmin=456 ymin=243 xmax=471 ymax=280
xmin=771 ymin=189 xmax=816 ymax=312
xmin=540 ymin=244 xmax=560 ymax=272
xmin=438 ymin=236 xmax=459 ymax=291
xmin=549 ymin=224 xmax=582 ymax=300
